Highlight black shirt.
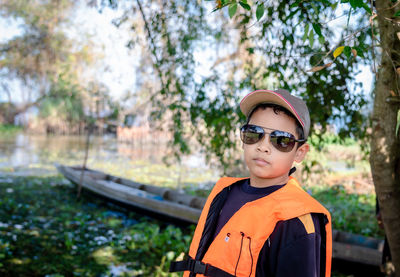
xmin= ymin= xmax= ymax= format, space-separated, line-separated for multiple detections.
xmin=213 ymin=179 xmax=323 ymax=277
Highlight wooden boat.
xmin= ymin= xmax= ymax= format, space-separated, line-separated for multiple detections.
xmin=55 ymin=164 xmax=206 ymax=224
xmin=55 ymin=164 xmax=384 ymax=267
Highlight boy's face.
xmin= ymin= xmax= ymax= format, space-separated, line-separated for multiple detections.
xmin=243 ymin=107 xmax=309 ymax=187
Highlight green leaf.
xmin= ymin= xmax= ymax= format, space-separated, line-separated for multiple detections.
xmin=397 ymin=110 xmax=400 ymax=136
xmin=343 ymin=46 xmax=352 ymax=58
xmin=310 ymin=2 xmax=318 ymax=13
xmin=256 ymin=4 xmax=264 ymax=21
xmin=319 ymin=36 xmax=325 ymax=45
xmin=313 ymin=23 xmax=322 ymax=37
xmin=394 ymin=10 xmax=400 ymax=17
xmin=310 ymin=53 xmax=324 ymax=65
xmin=239 ymin=1 xmax=251 ymax=10
xmin=349 ymin=0 xmax=357 ymax=8
xmin=353 ymin=46 xmax=364 ymax=58
xmin=229 ymin=3 xmax=237 ymax=18
xmin=349 ymin=0 xmax=363 ymax=8
xmin=309 ymin=29 xmax=314 ymax=48
xmin=347 ymin=7 xmax=352 ymax=28
xmin=362 ymin=3 xmax=372 ymax=14
xmin=286 ymin=8 xmax=299 ymax=20
xmin=303 ymin=23 xmax=310 ymax=42
xmin=246 ymin=47 xmax=254 ymax=54
xmin=331 ymin=2 xmax=339 ymax=10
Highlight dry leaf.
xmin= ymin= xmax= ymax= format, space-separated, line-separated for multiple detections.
xmin=397 ymin=67 xmax=400 ymax=75
xmin=307 ymin=63 xmax=333 ymax=72
xmin=390 ymin=90 xmax=396 ymax=96
xmin=397 ymin=32 xmax=400 ymax=41
xmin=307 ymin=66 xmax=325 ymax=72
xmin=351 ymin=49 xmax=357 ymax=57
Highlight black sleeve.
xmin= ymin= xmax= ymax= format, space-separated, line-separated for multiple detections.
xmin=256 ymin=213 xmax=322 ymax=277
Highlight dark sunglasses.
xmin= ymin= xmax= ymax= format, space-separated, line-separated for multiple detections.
xmin=240 ymin=124 xmax=306 ymax=152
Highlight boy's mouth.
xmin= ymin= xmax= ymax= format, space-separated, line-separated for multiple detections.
xmin=253 ymin=158 xmax=269 ymax=166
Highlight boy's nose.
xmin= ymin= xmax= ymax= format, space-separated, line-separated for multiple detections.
xmin=257 ymin=136 xmax=271 ymax=153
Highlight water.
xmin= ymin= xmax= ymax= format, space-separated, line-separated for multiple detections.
xmin=0 ymin=133 xmax=220 ymax=188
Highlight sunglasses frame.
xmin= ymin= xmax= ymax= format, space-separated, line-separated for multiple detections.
xmin=240 ymin=124 xmax=306 ymax=152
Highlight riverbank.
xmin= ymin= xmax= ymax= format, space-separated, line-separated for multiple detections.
xmin=0 ymin=124 xmax=23 ymax=136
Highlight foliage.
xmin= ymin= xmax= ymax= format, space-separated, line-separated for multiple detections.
xmin=99 ymin=0 xmax=374 ymax=173
xmin=0 ymin=0 xmax=79 ymax=86
xmin=0 ymin=124 xmax=22 ymax=136
xmin=0 ymin=0 xmax=111 ymax=130
xmin=0 ymin=176 xmax=192 ymax=276
xmin=39 ymin=74 xmax=85 ymax=123
xmin=310 ymin=184 xmax=383 ymax=238
xmin=307 ymin=130 xmax=366 ymax=155
xmin=211 ymin=0 xmax=373 ymax=143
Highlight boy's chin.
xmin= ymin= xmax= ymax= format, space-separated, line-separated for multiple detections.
xmin=249 ymin=173 xmax=290 ymax=182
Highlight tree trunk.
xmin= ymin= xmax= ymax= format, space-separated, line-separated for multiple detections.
xmin=371 ymin=1 xmax=400 ymax=275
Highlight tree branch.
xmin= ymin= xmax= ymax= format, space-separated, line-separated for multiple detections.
xmin=136 ymin=0 xmax=166 ymax=90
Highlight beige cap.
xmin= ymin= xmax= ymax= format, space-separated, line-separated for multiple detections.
xmin=240 ymin=89 xmax=310 ymax=139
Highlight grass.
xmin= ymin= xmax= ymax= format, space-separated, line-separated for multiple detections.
xmin=310 ymin=184 xmax=383 ymax=238
xmin=0 ymin=124 xmax=22 ymax=136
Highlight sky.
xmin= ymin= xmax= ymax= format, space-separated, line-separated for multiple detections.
xmin=0 ymin=16 xmax=22 ymax=42
xmin=70 ymin=4 xmax=139 ymax=101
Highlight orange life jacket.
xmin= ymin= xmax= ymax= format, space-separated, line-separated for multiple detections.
xmin=183 ymin=176 xmax=332 ymax=277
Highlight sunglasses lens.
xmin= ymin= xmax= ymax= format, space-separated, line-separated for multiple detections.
xmin=240 ymin=125 xmax=298 ymax=152
xmin=240 ymin=125 xmax=263 ymax=144
xmin=270 ymin=131 xmax=296 ymax=152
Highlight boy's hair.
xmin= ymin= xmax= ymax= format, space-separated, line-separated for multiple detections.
xmin=246 ymin=103 xmax=305 ymax=148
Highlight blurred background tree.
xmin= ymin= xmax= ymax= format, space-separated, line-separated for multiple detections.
xmin=0 ymin=0 xmax=118 ymax=133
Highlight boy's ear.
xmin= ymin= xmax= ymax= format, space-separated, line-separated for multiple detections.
xmin=294 ymin=143 xmax=309 ymax=163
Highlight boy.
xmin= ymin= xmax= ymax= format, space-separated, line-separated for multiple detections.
xmin=170 ymin=89 xmax=332 ymax=277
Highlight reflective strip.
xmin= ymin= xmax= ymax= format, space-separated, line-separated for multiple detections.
xmin=298 ymin=213 xmax=315 ymax=234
